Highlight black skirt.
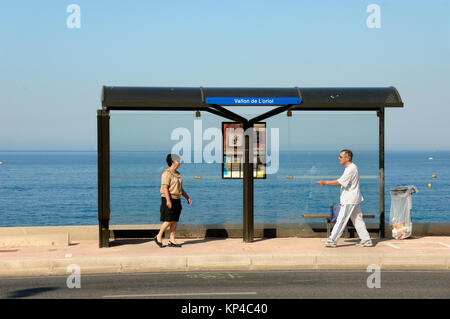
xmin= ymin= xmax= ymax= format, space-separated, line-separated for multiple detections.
xmin=160 ymin=197 xmax=182 ymax=222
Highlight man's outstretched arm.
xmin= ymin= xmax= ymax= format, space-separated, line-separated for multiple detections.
xmin=316 ymin=180 xmax=341 ymax=186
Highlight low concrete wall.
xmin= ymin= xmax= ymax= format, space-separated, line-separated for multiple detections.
xmin=0 ymin=225 xmax=98 ymax=241
xmin=0 ymin=233 xmax=69 ymax=248
xmin=0 ymin=223 xmax=449 ymax=243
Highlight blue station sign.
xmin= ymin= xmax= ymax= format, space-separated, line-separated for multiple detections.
xmin=206 ymin=97 xmax=302 ymax=105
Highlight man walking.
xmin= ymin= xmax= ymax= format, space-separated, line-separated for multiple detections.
xmin=316 ymin=150 xmax=373 ymax=247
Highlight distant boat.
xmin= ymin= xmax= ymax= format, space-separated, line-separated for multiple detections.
xmin=0 ymin=161 xmax=3 ymax=165
xmin=428 ymin=157 xmax=433 ymax=160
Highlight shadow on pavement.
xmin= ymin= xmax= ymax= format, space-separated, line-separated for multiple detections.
xmin=180 ymin=237 xmax=227 ymax=246
xmin=337 ymin=238 xmax=387 ymax=247
xmin=109 ymin=239 xmax=154 ymax=247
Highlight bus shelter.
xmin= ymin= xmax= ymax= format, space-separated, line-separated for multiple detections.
xmin=98 ymin=86 xmax=403 ymax=247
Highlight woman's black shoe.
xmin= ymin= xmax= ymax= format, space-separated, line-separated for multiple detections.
xmin=154 ymin=237 xmax=164 ymax=248
xmin=168 ymin=241 xmax=182 ymax=248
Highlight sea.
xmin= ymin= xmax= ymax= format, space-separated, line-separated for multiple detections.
xmin=0 ymin=150 xmax=449 ymax=227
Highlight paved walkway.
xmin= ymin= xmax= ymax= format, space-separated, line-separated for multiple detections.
xmin=1 ymin=236 xmax=450 ymax=277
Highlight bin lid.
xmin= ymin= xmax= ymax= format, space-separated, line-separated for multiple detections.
xmin=390 ymin=185 xmax=419 ymax=195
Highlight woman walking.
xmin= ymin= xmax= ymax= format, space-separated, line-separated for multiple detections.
xmin=155 ymin=154 xmax=192 ymax=248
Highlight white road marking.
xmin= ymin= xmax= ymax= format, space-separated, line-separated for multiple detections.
xmin=437 ymin=242 xmax=450 ymax=248
xmin=103 ymin=292 xmax=257 ymax=298
xmin=383 ymin=241 xmax=450 ymax=250
xmin=384 ymin=242 xmax=399 ymax=249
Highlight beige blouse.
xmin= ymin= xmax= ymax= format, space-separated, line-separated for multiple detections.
xmin=160 ymin=168 xmax=183 ymax=199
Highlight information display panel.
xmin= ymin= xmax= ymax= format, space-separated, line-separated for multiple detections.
xmin=222 ymin=122 xmax=266 ymax=179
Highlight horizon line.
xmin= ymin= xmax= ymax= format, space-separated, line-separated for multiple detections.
xmin=0 ymin=149 xmax=448 ymax=152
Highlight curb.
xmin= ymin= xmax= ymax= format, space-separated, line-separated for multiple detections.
xmin=0 ymin=253 xmax=449 ymax=277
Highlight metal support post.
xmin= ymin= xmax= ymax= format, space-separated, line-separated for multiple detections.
xmin=378 ymin=108 xmax=385 ymax=238
xmin=97 ymin=109 xmax=111 ymax=247
xmin=243 ymin=123 xmax=254 ymax=242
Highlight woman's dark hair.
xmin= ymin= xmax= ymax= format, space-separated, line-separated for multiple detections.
xmin=166 ymin=154 xmax=180 ymax=167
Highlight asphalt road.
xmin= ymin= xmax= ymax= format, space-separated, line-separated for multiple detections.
xmin=0 ymin=270 xmax=449 ymax=299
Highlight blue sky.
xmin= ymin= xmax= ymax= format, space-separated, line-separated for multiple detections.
xmin=0 ymin=0 xmax=449 ymax=151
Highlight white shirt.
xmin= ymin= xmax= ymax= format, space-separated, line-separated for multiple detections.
xmin=337 ymin=162 xmax=364 ymax=205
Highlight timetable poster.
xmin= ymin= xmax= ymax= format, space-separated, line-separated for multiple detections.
xmin=222 ymin=122 xmax=266 ymax=179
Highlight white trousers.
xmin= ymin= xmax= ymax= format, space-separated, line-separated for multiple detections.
xmin=330 ymin=204 xmax=371 ymax=242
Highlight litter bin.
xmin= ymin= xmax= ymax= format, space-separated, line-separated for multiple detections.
xmin=389 ymin=185 xmax=418 ymax=239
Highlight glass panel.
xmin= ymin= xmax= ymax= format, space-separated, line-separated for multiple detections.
xmin=110 ymin=111 xmax=242 ymax=225
xmin=254 ymin=112 xmax=379 ymax=224
xmin=110 ymin=110 xmax=379 ymax=227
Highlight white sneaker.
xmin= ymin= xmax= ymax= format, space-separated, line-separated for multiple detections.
xmin=323 ymin=238 xmax=337 ymax=247
xmin=355 ymin=239 xmax=373 ymax=247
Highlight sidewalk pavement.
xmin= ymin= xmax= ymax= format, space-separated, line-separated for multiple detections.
xmin=1 ymin=236 xmax=450 ymax=277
